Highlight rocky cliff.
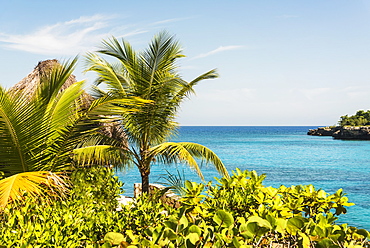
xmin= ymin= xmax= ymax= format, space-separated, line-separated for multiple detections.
xmin=307 ymin=127 xmax=340 ymax=136
xmin=308 ymin=126 xmax=370 ymax=140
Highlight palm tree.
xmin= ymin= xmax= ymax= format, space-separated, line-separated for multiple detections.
xmin=85 ymin=31 xmax=229 ymax=193
xmin=0 ymin=59 xmax=140 ymax=208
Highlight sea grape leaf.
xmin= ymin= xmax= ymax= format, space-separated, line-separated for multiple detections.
xmin=356 ymin=229 xmax=369 ymax=239
xmin=287 ymin=217 xmax=304 ymax=235
xmin=179 ymin=215 xmax=188 ymax=227
xmin=119 ymin=241 xmax=131 ymax=248
xmin=187 ymin=232 xmax=200 ymax=245
xmin=104 ymin=232 xmax=125 ymax=245
xmin=164 ymin=228 xmax=177 ymax=240
xmin=239 ymin=223 xmax=254 ymax=239
xmin=317 ymin=238 xmax=334 ymax=248
xmin=318 ymin=189 xmax=327 ymax=199
xmin=247 ymin=216 xmax=272 ymax=229
xmin=164 ymin=219 xmax=177 ymax=231
xmin=101 ymin=243 xmax=112 ymax=248
xmin=299 ymin=232 xmax=310 ymax=248
xmin=275 ymin=218 xmax=287 ymax=234
xmin=213 ymin=210 xmax=234 ymax=228
xmin=188 ymin=225 xmax=202 ymax=236
xmin=314 ymin=225 xmax=325 ymax=238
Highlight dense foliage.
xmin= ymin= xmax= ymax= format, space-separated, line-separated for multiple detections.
xmin=0 ymin=167 xmax=124 ymax=247
xmin=1 ymin=168 xmax=368 ymax=248
xmin=339 ymin=110 xmax=370 ymax=126
xmin=0 ymin=58 xmax=144 ymax=208
xmin=0 ymin=59 xmax=85 ymax=207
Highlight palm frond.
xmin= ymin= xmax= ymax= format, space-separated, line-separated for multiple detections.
xmin=0 ymin=86 xmax=43 ymax=175
xmin=178 ymin=142 xmax=229 ymax=178
xmin=99 ymin=37 xmax=135 ymax=64
xmin=150 ymin=142 xmax=229 ymax=180
xmin=174 ymin=69 xmax=219 ymax=102
xmin=149 ymin=142 xmax=203 ymax=179
xmin=0 ymin=171 xmax=68 ymax=208
xmin=87 ymin=94 xmax=149 ymax=120
xmin=73 ymin=145 xmax=134 ymax=170
xmin=35 ymin=58 xmax=78 ymax=105
xmin=46 ymin=80 xmax=85 ymax=135
xmin=84 ymin=52 xmax=129 ymax=96
xmin=157 ymin=169 xmax=187 ymax=196
xmin=143 ymin=31 xmax=184 ymax=74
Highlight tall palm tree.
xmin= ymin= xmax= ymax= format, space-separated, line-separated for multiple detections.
xmin=0 ymin=58 xmax=140 ymax=208
xmin=85 ymin=31 xmax=229 ymax=193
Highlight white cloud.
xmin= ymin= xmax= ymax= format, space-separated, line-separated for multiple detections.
xmin=0 ymin=14 xmax=145 ymax=56
xmin=276 ymin=15 xmax=299 ymax=19
xmin=192 ymin=45 xmax=244 ymax=60
xmin=150 ymin=16 xmax=195 ymax=26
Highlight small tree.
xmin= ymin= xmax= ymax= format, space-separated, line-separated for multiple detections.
xmin=86 ymin=32 xmax=229 ymax=193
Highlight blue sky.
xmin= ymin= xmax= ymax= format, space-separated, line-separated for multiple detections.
xmin=1 ymin=1 xmax=370 ymax=126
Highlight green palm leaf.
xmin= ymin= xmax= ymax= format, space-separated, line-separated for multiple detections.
xmin=73 ymin=145 xmax=133 ymax=170
xmin=150 ymin=142 xmax=229 ymax=180
xmin=85 ymin=53 xmax=129 ymax=96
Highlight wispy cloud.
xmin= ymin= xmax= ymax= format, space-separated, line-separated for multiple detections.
xmin=276 ymin=15 xmax=299 ymax=19
xmin=0 ymin=14 xmax=145 ymax=56
xmin=192 ymin=45 xmax=244 ymax=60
xmin=150 ymin=17 xmax=194 ymax=26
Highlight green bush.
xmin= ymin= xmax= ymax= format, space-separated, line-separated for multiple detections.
xmin=1 ymin=168 xmax=369 ymax=247
xmin=0 ymin=166 xmax=124 ymax=247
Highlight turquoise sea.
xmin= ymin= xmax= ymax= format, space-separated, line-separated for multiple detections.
xmin=117 ymin=126 xmax=370 ymax=230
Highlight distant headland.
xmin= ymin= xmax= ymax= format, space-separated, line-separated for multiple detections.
xmin=308 ymin=126 xmax=370 ymax=140
xmin=308 ymin=110 xmax=370 ymax=140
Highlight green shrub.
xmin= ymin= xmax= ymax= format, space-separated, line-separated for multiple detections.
xmin=0 ymin=166 xmax=124 ymax=247
xmin=1 ymin=168 xmax=369 ymax=247
xmin=119 ymin=169 xmax=369 ymax=247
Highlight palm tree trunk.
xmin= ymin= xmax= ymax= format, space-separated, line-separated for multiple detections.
xmin=140 ymin=167 xmax=150 ymax=194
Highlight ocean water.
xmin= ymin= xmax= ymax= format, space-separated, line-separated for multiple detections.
xmin=116 ymin=126 xmax=370 ymax=230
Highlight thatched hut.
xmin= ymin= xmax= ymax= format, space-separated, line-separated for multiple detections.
xmin=9 ymin=59 xmax=127 ymax=147
xmin=9 ymin=59 xmax=93 ymax=108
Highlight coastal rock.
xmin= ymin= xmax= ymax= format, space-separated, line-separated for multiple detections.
xmin=307 ymin=127 xmax=339 ymax=136
xmin=308 ymin=126 xmax=370 ymax=140
xmin=332 ymin=126 xmax=370 ymax=140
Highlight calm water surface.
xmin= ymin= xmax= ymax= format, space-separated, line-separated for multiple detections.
xmin=116 ymin=126 xmax=370 ymax=230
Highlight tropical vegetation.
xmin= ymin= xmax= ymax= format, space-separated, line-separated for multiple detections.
xmin=85 ymin=31 xmax=229 ymax=193
xmin=339 ymin=110 xmax=370 ymax=126
xmin=0 ymin=58 xmax=140 ymax=208
xmin=0 ymin=59 xmax=84 ymax=208
xmin=1 ymin=168 xmax=368 ymax=247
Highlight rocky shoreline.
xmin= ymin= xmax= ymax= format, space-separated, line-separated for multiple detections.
xmin=307 ymin=126 xmax=370 ymax=140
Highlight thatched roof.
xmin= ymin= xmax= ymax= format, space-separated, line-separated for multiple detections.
xmin=9 ymin=59 xmax=127 ymax=145
xmin=9 ymin=59 xmax=93 ymax=108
